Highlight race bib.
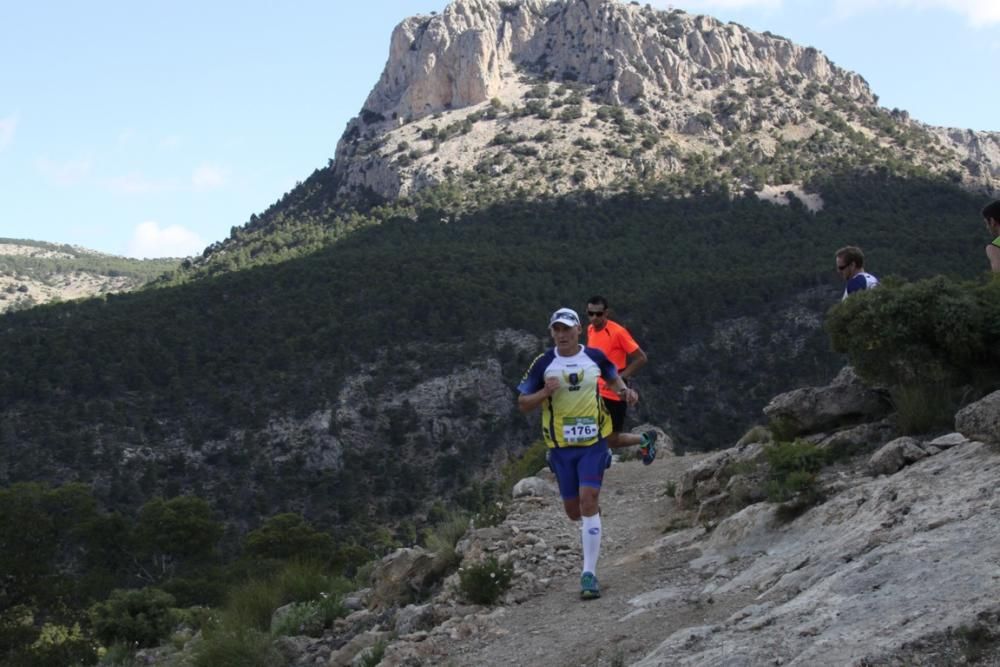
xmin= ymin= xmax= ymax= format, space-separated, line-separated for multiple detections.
xmin=563 ymin=417 xmax=598 ymax=443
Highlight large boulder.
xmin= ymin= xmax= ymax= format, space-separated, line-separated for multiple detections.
xmin=369 ymin=547 xmax=444 ymax=610
xmin=763 ymin=366 xmax=891 ymax=437
xmin=867 ymin=436 xmax=929 ymax=476
xmin=955 ymin=390 xmax=1000 ymax=445
xmin=511 ymin=476 xmax=557 ymax=498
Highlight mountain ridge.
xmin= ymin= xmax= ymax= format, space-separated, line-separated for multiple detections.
xmin=0 ymin=238 xmax=178 ymax=313
xmin=327 ymin=0 xmax=998 ymax=206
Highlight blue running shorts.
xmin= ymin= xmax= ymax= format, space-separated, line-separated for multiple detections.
xmin=547 ymin=439 xmax=610 ymax=500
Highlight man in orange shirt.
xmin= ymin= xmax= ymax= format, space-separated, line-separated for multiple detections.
xmin=585 ymin=296 xmax=657 ymax=465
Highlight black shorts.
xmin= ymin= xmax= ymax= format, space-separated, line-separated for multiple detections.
xmin=604 ymin=397 xmax=627 ymax=432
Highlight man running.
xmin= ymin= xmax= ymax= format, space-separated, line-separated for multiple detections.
xmin=835 ymin=246 xmax=880 ymax=300
xmin=585 ymin=296 xmax=656 ymax=465
xmin=517 ymin=307 xmax=637 ymax=600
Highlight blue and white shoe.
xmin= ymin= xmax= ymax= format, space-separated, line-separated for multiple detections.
xmin=580 ymin=571 xmax=601 ymax=600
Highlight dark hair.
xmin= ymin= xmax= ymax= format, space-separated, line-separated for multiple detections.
xmin=983 ymin=200 xmax=1000 ymax=223
xmin=587 ymin=295 xmax=609 ymax=309
xmin=835 ymin=246 xmax=865 ymax=268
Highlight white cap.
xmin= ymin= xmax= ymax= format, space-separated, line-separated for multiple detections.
xmin=549 ymin=307 xmax=580 ymax=328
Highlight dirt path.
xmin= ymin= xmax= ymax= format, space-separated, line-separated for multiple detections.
xmin=439 ymin=453 xmax=758 ymax=667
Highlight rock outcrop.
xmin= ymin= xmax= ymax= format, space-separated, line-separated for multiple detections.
xmin=358 ymin=0 xmax=871 ymax=124
xmin=329 ymin=0 xmax=998 ymax=203
xmin=763 ymin=365 xmax=892 ymax=437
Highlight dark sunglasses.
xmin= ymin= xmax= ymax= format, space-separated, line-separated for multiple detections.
xmin=587 ymin=310 xmax=606 ymax=317
xmin=837 ymin=263 xmax=850 ymax=270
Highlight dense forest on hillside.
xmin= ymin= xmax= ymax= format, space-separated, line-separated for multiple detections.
xmin=1 ymin=169 xmax=995 ymax=665
xmin=0 ymin=171 xmax=989 ymax=513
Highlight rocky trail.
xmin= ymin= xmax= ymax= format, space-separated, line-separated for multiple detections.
xmin=439 ymin=452 xmax=759 ymax=667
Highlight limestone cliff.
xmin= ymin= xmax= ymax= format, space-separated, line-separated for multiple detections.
xmin=330 ymin=0 xmax=998 ymax=203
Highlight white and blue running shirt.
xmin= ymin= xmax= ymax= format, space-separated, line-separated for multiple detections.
xmin=517 ymin=345 xmax=618 ymax=448
xmin=843 ymin=271 xmax=879 ymax=301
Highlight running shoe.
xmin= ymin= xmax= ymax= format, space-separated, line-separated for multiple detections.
xmin=580 ymin=571 xmax=601 ymax=600
xmin=638 ymin=430 xmax=658 ymax=466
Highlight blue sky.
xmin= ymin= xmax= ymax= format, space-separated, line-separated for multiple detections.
xmin=1 ymin=0 xmax=997 ymax=258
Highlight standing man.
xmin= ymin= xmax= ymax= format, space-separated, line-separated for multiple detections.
xmin=585 ymin=296 xmax=656 ymax=465
xmin=835 ymin=246 xmax=880 ymax=301
xmin=517 ymin=307 xmax=638 ymax=600
xmin=982 ymin=200 xmax=1000 ymax=273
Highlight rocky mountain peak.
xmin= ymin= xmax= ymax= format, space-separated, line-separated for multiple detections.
xmin=330 ymin=0 xmax=996 ymax=205
xmin=358 ymin=0 xmax=872 ymax=125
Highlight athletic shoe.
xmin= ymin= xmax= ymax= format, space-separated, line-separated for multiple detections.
xmin=580 ymin=571 xmax=601 ymax=600
xmin=638 ymin=430 xmax=657 ymax=466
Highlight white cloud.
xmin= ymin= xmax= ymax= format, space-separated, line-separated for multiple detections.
xmin=192 ymin=163 xmax=229 ymax=191
xmin=106 ymin=173 xmax=177 ymax=195
xmin=35 ymin=156 xmax=92 ymax=185
xmin=832 ymin=0 xmax=1000 ymax=26
xmin=0 ymin=115 xmax=17 ymax=151
xmin=126 ymin=221 xmax=205 ymax=259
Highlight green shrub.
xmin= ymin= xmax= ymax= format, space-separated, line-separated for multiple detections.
xmin=358 ymin=639 xmax=387 ymax=667
xmin=160 ymin=569 xmax=230 ymax=607
xmin=767 ymin=415 xmax=801 ymax=442
xmin=0 ymin=605 xmax=37 ymax=658
xmin=458 ymin=556 xmax=514 ymax=605
xmin=763 ymin=440 xmax=825 ymax=504
xmin=827 ymin=276 xmax=1000 ymax=393
xmin=219 ymin=560 xmax=349 ymax=634
xmin=736 ymin=425 xmax=772 ymax=446
xmin=472 ymin=500 xmax=508 ymax=528
xmin=20 ymin=622 xmax=97 ymax=666
xmin=269 ymin=601 xmax=325 ymax=637
xmin=98 ymin=642 xmax=140 ymax=666
xmin=525 ymin=83 xmax=549 ymax=99
xmin=273 ymin=559 xmax=341 ymax=604
xmin=193 ymin=627 xmax=285 ymax=667
xmin=891 ymin=381 xmax=959 ymax=435
xmin=88 ymin=587 xmax=178 ymax=648
xmin=220 ymin=578 xmax=282 ymax=633
xmin=423 ymin=511 xmax=470 ymax=571
xmin=766 ymin=439 xmax=828 ymax=524
xmin=955 ymin=623 xmax=998 ymax=663
xmin=171 ymin=605 xmax=215 ymax=634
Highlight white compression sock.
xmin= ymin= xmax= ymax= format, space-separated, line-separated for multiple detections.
xmin=581 ymin=513 xmax=602 ymax=575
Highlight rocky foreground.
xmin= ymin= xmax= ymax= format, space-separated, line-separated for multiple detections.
xmin=141 ymin=369 xmax=1000 ymax=666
